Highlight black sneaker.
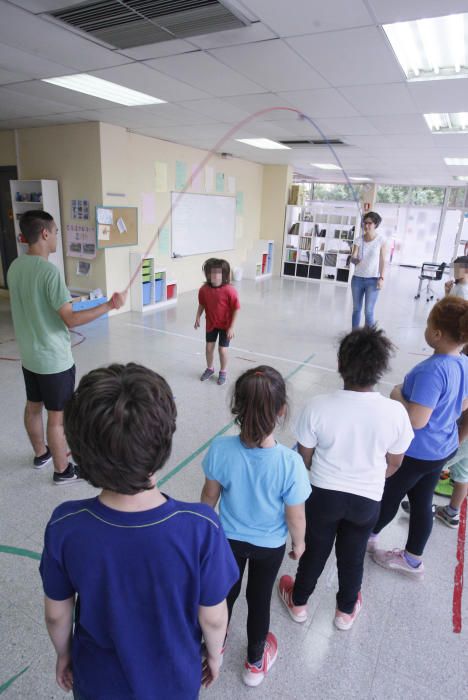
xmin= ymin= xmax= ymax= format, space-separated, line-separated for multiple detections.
xmin=53 ymin=463 xmax=82 ymax=486
xmin=33 ymin=447 xmax=53 ymax=470
xmin=401 ymin=500 xmax=437 ymax=517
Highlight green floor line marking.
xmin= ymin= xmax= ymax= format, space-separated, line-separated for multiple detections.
xmin=157 ymin=351 xmax=316 ymax=488
xmin=0 ymin=545 xmax=40 ymax=560
xmin=0 ymin=665 xmax=30 ymax=694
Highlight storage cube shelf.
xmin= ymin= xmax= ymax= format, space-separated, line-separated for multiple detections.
xmin=281 ymin=204 xmax=360 ymax=286
xmin=244 ymin=240 xmax=274 ymax=280
xmin=130 ymin=253 xmax=177 ymax=312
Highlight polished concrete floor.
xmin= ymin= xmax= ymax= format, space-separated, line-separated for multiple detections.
xmin=0 ymin=265 xmax=466 ymax=699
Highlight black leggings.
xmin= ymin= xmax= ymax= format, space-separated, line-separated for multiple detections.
xmin=373 ymin=452 xmax=454 ymax=556
xmin=226 ymin=539 xmax=285 ymax=664
xmin=293 ymin=487 xmax=380 ymax=614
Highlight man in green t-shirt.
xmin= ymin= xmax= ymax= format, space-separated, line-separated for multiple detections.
xmin=7 ymin=210 xmax=126 ymax=485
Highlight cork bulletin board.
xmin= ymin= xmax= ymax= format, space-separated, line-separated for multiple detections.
xmin=96 ymin=206 xmax=138 ymax=249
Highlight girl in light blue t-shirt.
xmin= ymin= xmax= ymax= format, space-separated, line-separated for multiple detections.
xmin=201 ymin=365 xmax=310 ymax=688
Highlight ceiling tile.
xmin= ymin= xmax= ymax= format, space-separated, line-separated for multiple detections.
xmin=189 ymin=22 xmax=275 ymax=49
xmin=367 ymin=114 xmax=429 ymax=134
xmin=339 ymin=84 xmax=419 ymax=116
xmin=287 ymin=27 xmax=404 ymax=87
xmin=177 ymin=98 xmax=249 ymax=123
xmin=407 ymin=79 xmax=468 ymax=113
xmin=223 ymin=93 xmax=301 ymax=121
xmin=277 ymin=88 xmax=359 ymax=118
xmin=0 ymin=85 xmax=80 ymax=119
xmin=145 ymin=51 xmax=263 ymax=97
xmin=90 ymin=62 xmax=210 ymax=102
xmin=211 ymin=39 xmax=328 ymax=91
xmin=245 ymin=0 xmax=373 ymax=36
xmin=367 ymin=0 xmax=468 ymax=24
xmin=311 ymin=116 xmax=380 ymax=136
xmin=117 ymin=39 xmax=194 ymax=61
xmin=0 ymin=42 xmax=72 ymax=80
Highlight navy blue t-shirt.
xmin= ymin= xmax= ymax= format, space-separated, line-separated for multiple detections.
xmin=402 ymin=353 xmax=468 ymax=460
xmin=39 ymin=496 xmax=239 ymax=700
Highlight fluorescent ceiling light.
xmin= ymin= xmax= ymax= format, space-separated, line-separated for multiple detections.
xmin=349 ymin=176 xmax=372 ymax=181
xmin=425 ymin=112 xmax=468 ymax=133
xmin=42 ymin=74 xmax=166 ymax=106
xmin=311 ymin=163 xmax=342 ymax=170
xmin=455 ymin=175 xmax=468 ymax=181
xmin=383 ymin=13 xmax=468 ymax=81
xmin=235 ymin=138 xmax=290 ymax=149
xmin=445 ymin=157 xmax=468 ymax=165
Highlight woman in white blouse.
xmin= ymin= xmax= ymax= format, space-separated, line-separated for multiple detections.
xmin=350 ymin=211 xmax=387 ymax=328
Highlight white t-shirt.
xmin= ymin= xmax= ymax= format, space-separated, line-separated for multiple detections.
xmin=295 ymin=390 xmax=414 ymax=501
xmin=450 ymin=282 xmax=468 ymax=300
xmin=353 ymin=234 xmax=384 ymax=278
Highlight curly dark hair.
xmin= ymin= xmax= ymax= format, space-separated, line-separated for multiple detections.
xmin=363 ymin=211 xmax=382 ymax=228
xmin=430 ymin=296 xmax=468 ymax=344
xmin=338 ymin=327 xmax=395 ymax=388
xmin=202 ymin=258 xmax=231 ymax=286
xmin=64 ymin=363 xmax=177 ymax=495
xmin=231 ymin=365 xmax=287 ymax=447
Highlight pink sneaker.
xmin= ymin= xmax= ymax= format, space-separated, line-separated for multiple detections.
xmin=334 ymin=592 xmax=362 ymax=631
xmin=278 ymin=575 xmax=308 ymax=623
xmin=372 ymin=548 xmax=424 ymax=579
xmin=366 ymin=533 xmax=379 ymax=553
xmin=242 ymin=632 xmax=278 ymax=687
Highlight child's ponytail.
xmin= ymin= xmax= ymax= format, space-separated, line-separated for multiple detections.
xmin=231 ymin=366 xmax=287 ymax=447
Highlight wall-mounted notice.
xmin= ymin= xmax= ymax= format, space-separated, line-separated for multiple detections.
xmin=155 ymin=161 xmax=168 ymax=193
xmin=71 ymin=199 xmax=89 ymax=220
xmin=96 ymin=206 xmax=138 ymax=249
xmin=175 ymin=160 xmax=188 ymax=191
xmin=66 ymin=224 xmax=96 ymax=259
xmin=76 ymin=260 xmax=91 ymax=276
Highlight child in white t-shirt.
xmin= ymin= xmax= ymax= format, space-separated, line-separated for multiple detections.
xmin=445 ymin=255 xmax=468 ymax=301
xmin=278 ymin=327 xmax=414 ymax=631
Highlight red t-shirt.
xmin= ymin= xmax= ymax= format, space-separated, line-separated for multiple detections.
xmin=198 ymin=284 xmax=240 ymax=332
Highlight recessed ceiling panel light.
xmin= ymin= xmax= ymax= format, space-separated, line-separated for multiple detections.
xmin=235 ymin=138 xmax=290 ymax=149
xmin=425 ymin=112 xmax=468 ymax=133
xmin=42 ymin=74 xmax=166 ymax=106
xmin=445 ymin=157 xmax=468 ymax=165
xmin=311 ymin=163 xmax=342 ymax=170
xmin=349 ymin=176 xmax=372 ymax=181
xmin=383 ymin=13 xmax=468 ymax=81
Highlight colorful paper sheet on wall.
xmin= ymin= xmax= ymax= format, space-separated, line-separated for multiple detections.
xmin=158 ymin=226 xmax=170 ymax=256
xmin=66 ymin=224 xmax=96 ymax=259
xmin=142 ymin=193 xmax=156 ymax=225
xmin=227 ymin=176 xmax=236 ymax=194
xmin=175 ymin=161 xmax=188 ymax=191
xmin=191 ymin=164 xmax=204 ymax=192
xmin=155 ymin=161 xmax=168 ymax=193
xmin=205 ymin=166 xmax=214 ymax=192
xmin=216 ymin=172 xmax=225 ymax=193
xmin=236 ymin=191 xmax=244 ymax=215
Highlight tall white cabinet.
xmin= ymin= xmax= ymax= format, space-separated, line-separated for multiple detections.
xmin=10 ymin=179 xmax=65 ymax=278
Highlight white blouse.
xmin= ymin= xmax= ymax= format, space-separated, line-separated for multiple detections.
xmin=353 ymin=234 xmax=384 ymax=278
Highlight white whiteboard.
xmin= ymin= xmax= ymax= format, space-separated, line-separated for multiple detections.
xmin=171 ymin=192 xmax=236 ymax=257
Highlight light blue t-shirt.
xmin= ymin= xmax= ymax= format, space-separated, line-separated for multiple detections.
xmin=202 ymin=435 xmax=311 ymax=548
xmin=402 ymin=354 xmax=468 ymax=460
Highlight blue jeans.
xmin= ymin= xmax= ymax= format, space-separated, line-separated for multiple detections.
xmin=351 ymin=276 xmax=379 ymax=328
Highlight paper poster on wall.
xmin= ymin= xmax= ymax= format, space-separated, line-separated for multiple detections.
xmin=66 ymin=224 xmax=96 ymax=259
xmin=236 ymin=191 xmax=244 ymax=215
xmin=116 ymin=217 xmax=127 ymax=234
xmin=142 ymin=193 xmax=156 ymax=225
xmin=155 ymin=161 xmax=168 ymax=193
xmin=71 ymin=199 xmax=89 ymax=220
xmin=227 ymin=176 xmax=236 ymax=195
xmin=76 ymin=260 xmax=91 ymax=276
xmin=216 ymin=172 xmax=225 ymax=193
xmin=205 ymin=166 xmax=214 ymax=192
xmin=175 ymin=160 xmax=188 ymax=191
xmin=158 ymin=226 xmax=171 ymax=256
xmin=97 ymin=208 xmax=113 ymax=225
xmin=97 ymin=224 xmax=111 ymax=241
xmin=191 ymin=164 xmax=204 ymax=192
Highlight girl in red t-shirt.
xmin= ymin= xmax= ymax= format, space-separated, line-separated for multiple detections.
xmin=194 ymin=258 xmax=240 ymax=385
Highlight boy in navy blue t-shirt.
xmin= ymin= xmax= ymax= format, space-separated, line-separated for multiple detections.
xmin=39 ymin=363 xmax=238 ymax=700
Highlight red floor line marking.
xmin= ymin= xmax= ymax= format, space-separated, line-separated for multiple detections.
xmin=453 ymin=497 xmax=467 ymax=633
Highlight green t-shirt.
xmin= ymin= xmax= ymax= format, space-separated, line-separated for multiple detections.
xmin=7 ymin=254 xmax=73 ymax=374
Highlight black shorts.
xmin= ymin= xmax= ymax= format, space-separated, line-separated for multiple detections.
xmin=205 ymin=328 xmax=230 ymax=347
xmin=22 ymin=365 xmax=76 ymax=411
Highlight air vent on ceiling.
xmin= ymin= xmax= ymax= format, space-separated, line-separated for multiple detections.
xmin=280 ymin=139 xmax=346 ymax=148
xmin=50 ymin=0 xmax=249 ymax=49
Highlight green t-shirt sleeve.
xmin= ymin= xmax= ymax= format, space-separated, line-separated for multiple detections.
xmin=46 ymin=268 xmax=71 ymax=311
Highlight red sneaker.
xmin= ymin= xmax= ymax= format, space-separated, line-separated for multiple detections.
xmin=334 ymin=592 xmax=363 ymax=631
xmin=242 ymin=632 xmax=278 ymax=687
xmin=278 ymin=575 xmax=308 ymax=623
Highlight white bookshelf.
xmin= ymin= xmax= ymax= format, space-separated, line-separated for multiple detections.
xmin=9 ymin=179 xmax=65 ymax=278
xmin=244 ymin=240 xmax=274 ymax=280
xmin=130 ymin=252 xmax=177 ymax=313
xmin=282 ymin=203 xmax=359 ymax=286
